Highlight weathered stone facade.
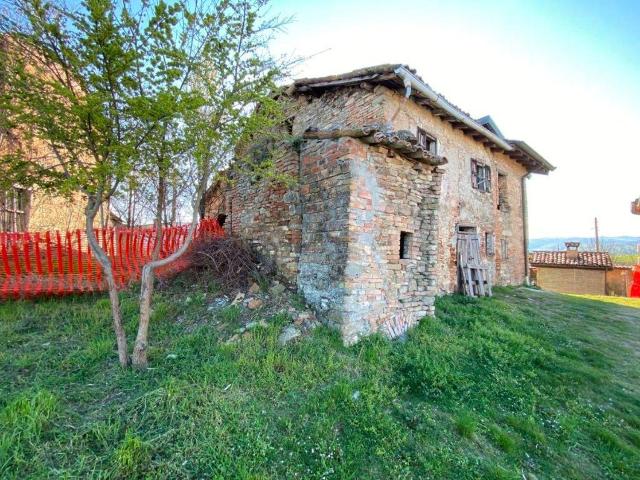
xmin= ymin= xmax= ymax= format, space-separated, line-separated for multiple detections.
xmin=206 ymin=65 xmax=553 ymax=344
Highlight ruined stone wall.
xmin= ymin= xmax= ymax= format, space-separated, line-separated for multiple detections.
xmin=296 ymin=138 xmax=353 ymax=324
xmin=204 ymin=86 xmax=389 ymax=285
xmin=341 ymin=141 xmax=442 ymax=343
xmin=203 ymin=83 xmax=533 ymax=344
xmin=380 ymin=87 xmax=528 ymax=292
xmin=205 ymin=148 xmax=302 ymax=283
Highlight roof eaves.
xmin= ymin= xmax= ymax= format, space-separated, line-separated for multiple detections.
xmin=291 ymin=64 xmax=555 ymax=175
xmin=393 ymin=66 xmax=515 ymax=152
xmin=508 ymin=140 xmax=555 ymax=174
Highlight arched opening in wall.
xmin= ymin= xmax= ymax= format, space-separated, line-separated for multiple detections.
xmin=217 ymin=214 xmax=227 ymax=227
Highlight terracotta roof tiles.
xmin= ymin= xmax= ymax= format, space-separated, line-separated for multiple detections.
xmin=530 ymin=251 xmax=613 ymax=269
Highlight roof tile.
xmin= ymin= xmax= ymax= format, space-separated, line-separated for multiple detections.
xmin=530 ymin=251 xmax=613 ymax=269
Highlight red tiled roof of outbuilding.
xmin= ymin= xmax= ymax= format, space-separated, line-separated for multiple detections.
xmin=530 ymin=251 xmax=613 ymax=269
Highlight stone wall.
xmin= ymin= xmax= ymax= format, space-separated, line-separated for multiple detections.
xmin=341 ymin=141 xmax=442 ymax=343
xmin=296 ymin=138 xmax=353 ymax=325
xmin=380 ymin=86 xmax=528 ymax=292
xmin=205 ymin=148 xmax=302 ymax=283
xmin=204 ymin=83 xmax=535 ymax=343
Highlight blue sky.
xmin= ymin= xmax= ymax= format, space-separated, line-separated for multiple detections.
xmin=269 ymin=0 xmax=640 ymax=238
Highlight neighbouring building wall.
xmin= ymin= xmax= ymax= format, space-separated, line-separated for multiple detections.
xmin=1 ymin=102 xmax=115 ymax=233
xmin=536 ymin=267 xmax=606 ymax=295
xmin=28 ymin=191 xmax=89 ymax=231
xmin=606 ymin=266 xmax=632 ymax=297
xmin=380 ymin=86 xmax=528 ymax=293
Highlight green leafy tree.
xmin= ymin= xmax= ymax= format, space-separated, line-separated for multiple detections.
xmin=1 ymin=0 xmax=291 ymax=368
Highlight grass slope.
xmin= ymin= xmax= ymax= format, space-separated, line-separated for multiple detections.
xmin=1 ymin=286 xmax=639 ymax=479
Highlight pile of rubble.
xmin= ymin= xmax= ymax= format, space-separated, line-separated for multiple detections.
xmin=205 ymin=279 xmax=321 ymax=346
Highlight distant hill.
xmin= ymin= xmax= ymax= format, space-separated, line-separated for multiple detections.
xmin=529 ymin=236 xmax=640 ymax=254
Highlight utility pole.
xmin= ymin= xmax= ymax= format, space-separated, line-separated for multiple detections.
xmin=594 ymin=217 xmax=600 ymax=252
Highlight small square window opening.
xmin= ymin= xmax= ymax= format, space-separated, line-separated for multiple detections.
xmin=416 ymin=128 xmax=437 ymax=154
xmin=400 ymin=231 xmax=413 ymax=259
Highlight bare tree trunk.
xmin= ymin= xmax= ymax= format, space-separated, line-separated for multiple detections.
xmin=126 ymin=181 xmax=133 ymax=227
xmin=131 ymin=176 xmax=166 ymax=368
xmin=86 ymin=194 xmax=129 ymax=367
xmin=131 ymin=172 xmax=209 ymax=368
xmin=170 ymin=181 xmax=178 ymax=226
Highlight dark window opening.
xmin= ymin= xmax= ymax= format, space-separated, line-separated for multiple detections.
xmin=471 ymin=159 xmax=491 ymax=193
xmin=1 ymin=187 xmax=29 ymax=232
xmin=400 ymin=231 xmax=412 ymax=259
xmin=416 ymin=127 xmax=437 ymax=154
xmin=497 ymin=172 xmax=509 ymax=210
xmin=216 ymin=214 xmax=227 ymax=227
xmin=457 ymin=225 xmax=477 ymax=234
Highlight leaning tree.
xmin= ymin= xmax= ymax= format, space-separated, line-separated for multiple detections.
xmin=0 ymin=0 xmax=291 ymax=368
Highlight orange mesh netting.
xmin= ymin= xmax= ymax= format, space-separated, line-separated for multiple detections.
xmin=631 ymin=265 xmax=640 ymax=298
xmin=0 ymin=218 xmax=223 ymax=299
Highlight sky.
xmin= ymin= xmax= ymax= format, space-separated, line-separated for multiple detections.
xmin=268 ymin=0 xmax=640 ymax=239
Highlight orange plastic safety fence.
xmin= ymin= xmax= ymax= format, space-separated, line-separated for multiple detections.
xmin=0 ymin=218 xmax=223 ymax=299
xmin=630 ymin=265 xmax=640 ymax=298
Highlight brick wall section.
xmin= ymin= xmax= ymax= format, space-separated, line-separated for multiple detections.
xmin=297 ymin=138 xmax=353 ymax=324
xmin=28 ymin=191 xmax=102 ymax=231
xmin=537 ymin=267 xmax=606 ymax=295
xmin=2 ymin=130 xmax=116 ymax=232
xmin=606 ymin=266 xmax=632 ymax=297
xmin=205 ymin=148 xmax=302 ymax=283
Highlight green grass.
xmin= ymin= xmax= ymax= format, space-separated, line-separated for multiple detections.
xmin=611 ymin=254 xmax=639 ymax=266
xmin=1 ymin=286 xmax=639 ymax=479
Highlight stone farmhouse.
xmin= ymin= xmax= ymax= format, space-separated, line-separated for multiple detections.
xmin=206 ymin=64 xmax=555 ymax=343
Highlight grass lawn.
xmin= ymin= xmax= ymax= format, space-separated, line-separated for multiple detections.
xmin=611 ymin=254 xmax=639 ymax=266
xmin=1 ymin=285 xmax=639 ymax=479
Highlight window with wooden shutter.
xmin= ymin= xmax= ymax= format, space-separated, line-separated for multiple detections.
xmin=0 ymin=187 xmax=29 ymax=232
xmin=471 ymin=159 xmax=491 ymax=193
xmin=485 ymin=232 xmax=495 ymax=256
xmin=416 ymin=127 xmax=437 ymax=154
xmin=497 ymin=172 xmax=509 ymax=210
xmin=501 ymin=238 xmax=509 ymax=259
